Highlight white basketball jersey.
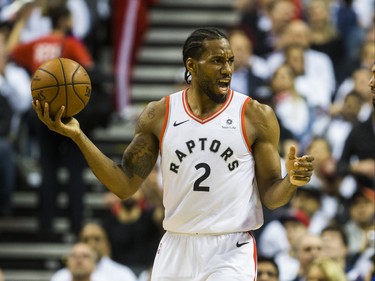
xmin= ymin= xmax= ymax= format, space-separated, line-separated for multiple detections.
xmin=160 ymin=89 xmax=264 ymax=234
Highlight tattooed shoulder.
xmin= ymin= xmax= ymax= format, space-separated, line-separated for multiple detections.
xmin=136 ymin=99 xmax=166 ymax=133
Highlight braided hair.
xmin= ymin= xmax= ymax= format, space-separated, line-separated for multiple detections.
xmin=182 ymin=28 xmax=228 ymax=84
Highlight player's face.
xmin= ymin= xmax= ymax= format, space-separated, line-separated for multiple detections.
xmin=195 ymin=38 xmax=234 ymax=104
xmin=369 ymin=63 xmax=375 ymax=109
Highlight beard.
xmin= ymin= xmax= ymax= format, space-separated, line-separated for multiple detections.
xmin=197 ymin=77 xmax=227 ymax=104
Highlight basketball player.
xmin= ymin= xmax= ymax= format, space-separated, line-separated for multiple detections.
xmin=33 ymin=28 xmax=314 ymax=280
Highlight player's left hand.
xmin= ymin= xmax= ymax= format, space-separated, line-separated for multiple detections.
xmin=285 ymin=145 xmax=314 ymax=186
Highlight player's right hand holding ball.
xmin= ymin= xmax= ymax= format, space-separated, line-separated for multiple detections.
xmin=285 ymin=145 xmax=314 ymax=186
xmin=32 ymin=101 xmax=81 ymax=141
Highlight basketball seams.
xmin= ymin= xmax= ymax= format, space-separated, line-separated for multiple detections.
xmin=31 ymin=68 xmax=60 ymax=105
xmin=71 ymin=65 xmax=88 ymax=106
xmin=58 ymin=58 xmax=68 ymax=118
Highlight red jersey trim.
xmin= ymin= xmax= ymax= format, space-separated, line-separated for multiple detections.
xmin=250 ymin=231 xmax=257 ymax=281
xmin=241 ymin=97 xmax=252 ymax=153
xmin=159 ymin=96 xmax=170 ymax=152
xmin=182 ymin=89 xmax=234 ymax=124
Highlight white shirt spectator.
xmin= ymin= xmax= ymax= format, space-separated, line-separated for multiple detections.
xmin=267 ymin=49 xmax=336 ymax=110
xmin=51 ymin=256 xmax=138 ymax=281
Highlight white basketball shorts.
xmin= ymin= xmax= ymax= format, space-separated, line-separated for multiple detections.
xmin=150 ymin=231 xmax=257 ymax=281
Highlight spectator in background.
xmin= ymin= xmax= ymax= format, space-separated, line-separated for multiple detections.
xmin=335 ymin=41 xmax=375 ymax=104
xmin=236 ymin=0 xmax=296 ymax=57
xmin=269 ymin=64 xmax=312 ymax=143
xmin=227 ymin=27 xmax=270 ymax=101
xmin=267 ymin=20 xmax=336 ymax=110
xmin=257 ymin=208 xmax=309 ymax=263
xmin=304 ymin=137 xmax=350 ymax=224
xmin=274 ymin=209 xmax=310 ymax=281
xmin=335 ymin=0 xmax=366 ymax=63
xmin=293 ymin=233 xmax=323 ymax=281
xmin=6 ymin=3 xmax=94 ymax=237
xmin=320 ymin=225 xmax=353 ymax=274
xmin=314 ymin=91 xmax=362 ymax=162
xmin=0 ymin=0 xmax=92 ymax=43
xmin=51 ymin=222 xmax=138 ymax=281
xmin=0 ymin=27 xmax=31 ymax=216
xmin=334 ymin=66 xmax=373 ymax=123
xmin=103 ymin=165 xmax=164 ymax=275
xmin=344 ymin=188 xmax=375 ymax=257
xmin=305 ymin=0 xmax=345 ymax=81
xmin=258 ymin=256 xmax=280 ymax=281
xmin=64 ymin=242 xmax=108 ymax=281
xmin=306 ymin=257 xmax=348 ymax=281
xmin=291 ymin=185 xmax=332 ymax=235
xmin=336 ymin=109 xmax=375 ymax=189
xmin=283 ymin=43 xmax=331 ymax=132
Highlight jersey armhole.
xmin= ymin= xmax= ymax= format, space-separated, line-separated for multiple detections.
xmin=241 ymin=97 xmax=252 ymax=153
xmin=159 ymin=95 xmax=170 ymax=152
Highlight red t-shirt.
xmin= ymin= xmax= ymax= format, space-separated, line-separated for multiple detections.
xmin=11 ymin=34 xmax=93 ymax=74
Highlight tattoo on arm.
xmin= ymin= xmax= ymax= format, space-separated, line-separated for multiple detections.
xmin=121 ymin=134 xmax=159 ymax=179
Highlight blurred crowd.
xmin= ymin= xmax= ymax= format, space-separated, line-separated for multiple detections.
xmin=0 ymin=0 xmax=374 ymax=280
xmin=230 ymin=0 xmax=375 ymax=280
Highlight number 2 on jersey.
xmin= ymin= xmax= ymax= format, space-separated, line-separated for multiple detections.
xmin=194 ymin=163 xmax=211 ymax=192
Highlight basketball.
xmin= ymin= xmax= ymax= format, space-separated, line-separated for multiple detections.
xmin=31 ymin=58 xmax=92 ymax=118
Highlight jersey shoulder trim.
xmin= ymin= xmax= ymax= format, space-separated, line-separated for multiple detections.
xmin=159 ymin=95 xmax=170 ymax=152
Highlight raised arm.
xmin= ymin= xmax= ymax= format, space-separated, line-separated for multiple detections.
xmin=245 ymin=100 xmax=314 ymax=209
xmin=32 ymin=99 xmax=165 ymax=199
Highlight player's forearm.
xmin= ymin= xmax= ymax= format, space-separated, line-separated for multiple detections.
xmin=261 ymin=175 xmax=298 ymax=210
xmin=73 ymin=132 xmax=140 ymax=198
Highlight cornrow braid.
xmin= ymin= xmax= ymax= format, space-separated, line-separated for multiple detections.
xmin=182 ymin=27 xmax=228 ymax=84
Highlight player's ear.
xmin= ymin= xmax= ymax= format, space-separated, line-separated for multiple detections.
xmin=186 ymin=58 xmax=196 ymax=74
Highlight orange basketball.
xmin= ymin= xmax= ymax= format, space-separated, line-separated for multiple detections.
xmin=31 ymin=58 xmax=92 ymax=118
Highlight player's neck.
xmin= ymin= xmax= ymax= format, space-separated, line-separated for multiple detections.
xmin=186 ymin=88 xmax=224 ymax=118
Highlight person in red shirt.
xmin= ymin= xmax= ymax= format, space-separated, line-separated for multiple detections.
xmin=7 ymin=3 xmax=93 ymax=74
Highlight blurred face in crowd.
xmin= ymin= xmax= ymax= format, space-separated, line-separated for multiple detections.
xmin=270 ymin=0 xmax=295 ymax=34
xmin=353 ymin=68 xmax=372 ymax=101
xmin=282 ymin=20 xmax=311 ymax=49
xmin=342 ymin=94 xmax=362 ymax=122
xmin=284 ymin=220 xmax=308 ymax=248
xmin=257 ymin=261 xmax=279 ymax=281
xmin=66 ymin=243 xmax=97 ymax=280
xmin=298 ymin=234 xmax=323 ymax=274
xmin=271 ymin=65 xmax=294 ymax=93
xmin=350 ymin=195 xmax=375 ymax=228
xmin=307 ymin=0 xmax=331 ymax=28
xmin=229 ymin=31 xmax=252 ymax=71
xmin=306 ymin=138 xmax=331 ymax=166
xmin=291 ymin=189 xmax=321 ymax=218
xmin=285 ymin=45 xmax=305 ymax=76
xmin=80 ymin=223 xmax=110 ymax=258
xmin=361 ymin=41 xmax=375 ymax=68
xmin=321 ymin=230 xmax=348 ymax=261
